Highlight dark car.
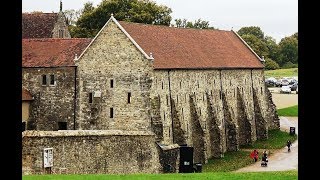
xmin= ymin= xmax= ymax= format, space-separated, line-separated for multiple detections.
xmin=290 ymin=82 xmax=298 ymax=91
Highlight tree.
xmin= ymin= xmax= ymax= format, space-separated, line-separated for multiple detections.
xmin=278 ymin=35 xmax=298 ymax=66
xmin=264 ymin=58 xmax=280 ymax=70
xmin=240 ymin=34 xmax=268 ymax=58
xmin=63 ymin=9 xmax=82 ymax=25
xmin=264 ymin=36 xmax=280 ymax=64
xmin=71 ymin=0 xmax=172 ymax=38
xmin=237 ymin=26 xmax=264 ymax=39
xmin=173 ymin=18 xmax=214 ymax=29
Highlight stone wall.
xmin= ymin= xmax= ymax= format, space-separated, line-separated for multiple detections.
xmin=22 ymin=67 xmax=76 ymax=130
xmin=150 ymin=69 xmax=277 ymax=161
xmin=157 ymin=144 xmax=180 ymax=173
xmin=76 ymin=20 xmax=153 ymax=131
xmin=52 ymin=12 xmax=71 ymax=38
xmin=22 ymin=130 xmax=160 ymax=175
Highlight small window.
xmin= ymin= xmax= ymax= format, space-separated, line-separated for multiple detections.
xmin=42 ymin=75 xmax=47 ymax=85
xmin=58 ymin=122 xmax=67 ymax=130
xmin=59 ymin=29 xmax=64 ymax=38
xmin=177 ymin=95 xmax=178 ymax=104
xmin=22 ymin=122 xmax=26 ymax=132
xmin=89 ymin=93 xmax=93 ymax=103
xmin=214 ymin=79 xmax=216 ymax=84
xmin=220 ymin=90 xmax=222 ymax=99
xmin=163 ymin=112 xmax=165 ymax=121
xmin=261 ymin=87 xmax=263 ymax=94
xmin=180 ymin=81 xmax=182 ymax=89
xmin=162 ymin=82 xmax=164 ymax=89
xmin=128 ymin=92 xmax=131 ymax=104
xmin=50 ymin=75 xmax=55 ymax=85
xmin=110 ymin=108 xmax=114 ymax=118
xmin=168 ymin=128 xmax=171 ymax=138
xmin=110 ymin=79 xmax=114 ymax=88
xmin=197 ymin=81 xmax=199 ymax=88
xmin=199 ymin=109 xmax=201 ymax=116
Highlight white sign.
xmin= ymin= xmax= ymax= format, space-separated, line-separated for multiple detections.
xmin=43 ymin=148 xmax=53 ymax=168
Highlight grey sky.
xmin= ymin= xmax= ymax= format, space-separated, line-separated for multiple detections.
xmin=22 ymin=0 xmax=297 ymax=43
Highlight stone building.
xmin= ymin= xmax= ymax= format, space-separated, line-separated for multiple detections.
xmin=22 ymin=38 xmax=91 ymax=131
xmin=22 ymin=15 xmax=279 ymax=174
xmin=22 ymin=2 xmax=71 ymax=38
xmin=75 ymin=16 xmax=279 ymax=162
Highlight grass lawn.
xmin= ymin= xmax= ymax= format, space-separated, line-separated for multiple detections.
xmin=22 ymin=170 xmax=297 ymax=180
xmin=277 ymin=105 xmax=298 ymax=116
xmin=203 ymin=151 xmax=254 ymax=172
xmin=241 ymin=129 xmax=297 ymax=149
xmin=265 ymin=68 xmax=298 ymax=78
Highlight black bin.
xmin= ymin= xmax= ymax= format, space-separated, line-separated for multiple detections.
xmin=194 ymin=163 xmax=202 ymax=173
xmin=290 ymin=127 xmax=295 ymax=135
xmin=179 ymin=146 xmax=194 ymax=173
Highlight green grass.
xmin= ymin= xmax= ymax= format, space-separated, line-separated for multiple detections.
xmin=203 ymin=151 xmax=254 ymax=172
xmin=22 ymin=170 xmax=297 ymax=180
xmin=241 ymin=129 xmax=297 ymax=149
xmin=265 ymin=68 xmax=298 ymax=78
xmin=277 ymin=105 xmax=298 ymax=116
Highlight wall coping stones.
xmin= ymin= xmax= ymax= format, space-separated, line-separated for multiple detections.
xmin=157 ymin=143 xmax=180 ymax=150
xmin=22 ymin=130 xmax=155 ymax=137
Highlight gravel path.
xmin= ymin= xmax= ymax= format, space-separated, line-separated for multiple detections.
xmin=235 ymin=117 xmax=298 ymax=172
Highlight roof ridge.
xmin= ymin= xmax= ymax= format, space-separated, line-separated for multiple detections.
xmin=119 ymin=21 xmax=230 ymax=32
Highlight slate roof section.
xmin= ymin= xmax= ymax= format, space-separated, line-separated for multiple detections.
xmin=119 ymin=21 xmax=264 ymax=69
xmin=22 ymin=38 xmax=92 ymax=67
xmin=22 ymin=88 xmax=33 ymax=101
xmin=22 ymin=13 xmax=58 ymax=38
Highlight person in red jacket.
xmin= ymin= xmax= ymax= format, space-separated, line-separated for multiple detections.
xmin=250 ymin=149 xmax=259 ymax=162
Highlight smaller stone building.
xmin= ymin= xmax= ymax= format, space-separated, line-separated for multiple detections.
xmin=22 ymin=38 xmax=91 ymax=130
xmin=22 ymin=2 xmax=70 ymax=39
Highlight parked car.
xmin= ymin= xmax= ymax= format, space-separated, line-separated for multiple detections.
xmin=290 ymin=82 xmax=298 ymax=91
xmin=275 ymin=79 xmax=289 ymax=87
xmin=280 ymin=85 xmax=291 ymax=94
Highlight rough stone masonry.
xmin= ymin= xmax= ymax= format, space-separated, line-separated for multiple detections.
xmin=22 ymin=16 xmax=280 ymax=174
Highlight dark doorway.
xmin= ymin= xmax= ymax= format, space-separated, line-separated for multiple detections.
xmin=179 ymin=146 xmax=194 ymax=173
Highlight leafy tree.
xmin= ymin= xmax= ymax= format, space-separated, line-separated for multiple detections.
xmin=282 ymin=61 xmax=298 ymax=69
xmin=278 ymin=35 xmax=298 ymax=65
xmin=237 ymin=26 xmax=264 ymax=39
xmin=63 ymin=9 xmax=82 ymax=25
xmin=240 ymin=34 xmax=268 ymax=58
xmin=264 ymin=36 xmax=280 ymax=64
xmin=264 ymin=58 xmax=280 ymax=70
xmin=174 ymin=18 xmax=213 ymax=29
xmin=71 ymin=0 xmax=172 ymax=38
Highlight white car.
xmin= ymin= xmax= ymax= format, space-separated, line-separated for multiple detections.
xmin=280 ymin=86 xmax=291 ymax=94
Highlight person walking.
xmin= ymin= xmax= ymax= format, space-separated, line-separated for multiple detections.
xmin=250 ymin=149 xmax=259 ymax=162
xmin=287 ymin=140 xmax=292 ymax=152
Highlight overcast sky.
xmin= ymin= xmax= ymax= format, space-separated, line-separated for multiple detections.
xmin=22 ymin=0 xmax=297 ymax=43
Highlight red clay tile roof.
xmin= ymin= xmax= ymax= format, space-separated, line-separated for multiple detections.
xmin=22 ymin=13 xmax=58 ymax=38
xmin=22 ymin=38 xmax=92 ymax=67
xmin=22 ymin=88 xmax=33 ymax=101
xmin=119 ymin=21 xmax=264 ymax=69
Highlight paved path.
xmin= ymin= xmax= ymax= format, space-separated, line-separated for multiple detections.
xmin=236 ymin=117 xmax=298 ymax=172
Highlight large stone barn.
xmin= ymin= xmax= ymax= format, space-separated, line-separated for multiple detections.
xmin=22 ymin=15 xmax=279 ymax=174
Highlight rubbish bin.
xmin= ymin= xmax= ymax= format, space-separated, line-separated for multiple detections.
xmin=194 ymin=163 xmax=202 ymax=173
xmin=289 ymin=127 xmax=295 ymax=135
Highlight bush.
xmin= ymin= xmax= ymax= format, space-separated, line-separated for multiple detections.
xmin=264 ymin=58 xmax=280 ymax=70
xmin=282 ymin=62 xmax=298 ymax=69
